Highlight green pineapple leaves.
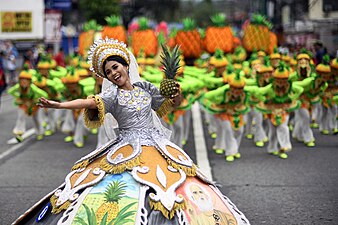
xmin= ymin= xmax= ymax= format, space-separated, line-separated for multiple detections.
xmin=277 ymin=61 xmax=287 ymax=73
xmin=83 ymin=20 xmax=102 ymax=32
xmin=210 ymin=13 xmax=227 ymax=27
xmin=182 ymin=18 xmax=196 ymax=31
xmin=251 ymin=14 xmax=273 ymax=29
xmin=322 ymin=54 xmax=330 ymax=65
xmin=105 ymin=15 xmax=122 ymax=27
xmin=138 ymin=17 xmax=149 ymax=30
xmin=214 ymin=48 xmax=224 ymax=59
xmin=160 ymin=44 xmax=181 ymax=80
xmin=104 ymin=181 xmax=127 ymax=203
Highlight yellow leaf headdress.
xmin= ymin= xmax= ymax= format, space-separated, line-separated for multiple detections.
xmin=273 ymin=61 xmax=289 ymax=78
xmin=19 ymin=64 xmax=33 ymax=80
xmin=331 ymin=58 xmax=338 ymax=69
xmin=228 ymin=70 xmax=246 ymax=88
xmin=316 ymin=55 xmax=331 ymax=74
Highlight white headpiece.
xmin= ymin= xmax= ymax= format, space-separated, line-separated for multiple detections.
xmin=88 ymin=37 xmax=131 ymax=78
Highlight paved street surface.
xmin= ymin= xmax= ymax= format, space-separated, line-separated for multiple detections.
xmin=1 ymin=94 xmax=338 ymax=225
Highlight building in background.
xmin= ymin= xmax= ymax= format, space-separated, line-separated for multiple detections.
xmin=309 ymin=0 xmax=338 ymax=56
xmin=267 ymin=0 xmax=337 ymax=56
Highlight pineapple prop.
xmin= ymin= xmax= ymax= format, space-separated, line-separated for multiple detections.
xmin=96 ymin=181 xmax=127 ymax=223
xmin=268 ymin=31 xmax=278 ymax=55
xmin=160 ymin=44 xmax=181 ymax=98
xmin=78 ymin=20 xmax=102 ymax=57
xmin=209 ymin=48 xmax=228 ymax=77
xmin=101 ymin=15 xmax=127 ymax=44
xmin=242 ymin=14 xmax=272 ymax=53
xmin=131 ymin=17 xmax=158 ymax=57
xmin=175 ymin=18 xmax=202 ymax=59
xmin=204 ymin=13 xmax=234 ymax=54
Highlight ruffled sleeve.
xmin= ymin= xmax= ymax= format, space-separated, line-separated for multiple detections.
xmin=134 ymin=81 xmax=174 ymax=118
xmin=83 ymin=86 xmax=117 ymax=129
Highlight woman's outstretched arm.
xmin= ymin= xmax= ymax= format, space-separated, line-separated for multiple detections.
xmin=38 ymin=97 xmax=97 ymax=110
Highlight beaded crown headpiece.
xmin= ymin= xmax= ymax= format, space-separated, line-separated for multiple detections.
xmin=88 ymin=37 xmax=130 ymax=77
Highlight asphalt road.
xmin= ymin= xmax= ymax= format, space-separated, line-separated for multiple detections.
xmin=0 ymin=94 xmax=337 ymax=225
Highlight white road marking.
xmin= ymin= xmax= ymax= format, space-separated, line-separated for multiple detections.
xmin=192 ymin=102 xmax=213 ymax=180
xmin=0 ymin=128 xmax=35 ymax=161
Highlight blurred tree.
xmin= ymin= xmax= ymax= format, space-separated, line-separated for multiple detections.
xmin=121 ymin=0 xmax=180 ymax=28
xmin=193 ymin=0 xmax=215 ymax=27
xmin=79 ymin=0 xmax=121 ymax=24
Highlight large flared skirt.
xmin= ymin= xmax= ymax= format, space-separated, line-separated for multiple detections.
xmin=13 ymin=171 xmax=249 ymax=225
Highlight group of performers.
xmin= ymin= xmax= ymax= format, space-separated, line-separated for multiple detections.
xmin=139 ymin=46 xmax=337 ymax=161
xmin=7 ymin=44 xmax=338 ymax=162
xmin=7 ymin=53 xmax=105 ymax=148
xmin=7 ymin=12 xmax=337 ymax=224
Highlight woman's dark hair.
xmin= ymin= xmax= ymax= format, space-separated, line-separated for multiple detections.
xmin=102 ymin=55 xmax=128 ymax=77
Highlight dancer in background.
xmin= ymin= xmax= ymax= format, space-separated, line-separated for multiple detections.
xmin=7 ymin=66 xmax=48 ymax=142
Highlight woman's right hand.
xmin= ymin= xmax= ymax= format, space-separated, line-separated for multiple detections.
xmin=37 ymin=97 xmax=61 ymax=109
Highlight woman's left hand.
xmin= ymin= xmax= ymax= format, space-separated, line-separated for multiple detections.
xmin=170 ymin=82 xmax=182 ymax=107
xmin=37 ymin=97 xmax=61 ymax=108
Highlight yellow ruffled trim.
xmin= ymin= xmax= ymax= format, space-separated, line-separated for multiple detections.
xmin=71 ymin=159 xmax=90 ymax=171
xmin=83 ymin=95 xmax=105 ymax=129
xmin=50 ymin=194 xmax=70 ymax=214
xmin=149 ymin=198 xmax=186 ymax=219
xmin=156 ymin=98 xmax=174 ymax=118
xmin=99 ymin=156 xmax=142 ymax=174
xmin=167 ymin=159 xmax=197 ymax=176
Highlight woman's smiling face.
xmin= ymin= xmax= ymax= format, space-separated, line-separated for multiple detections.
xmin=104 ymin=60 xmax=130 ymax=87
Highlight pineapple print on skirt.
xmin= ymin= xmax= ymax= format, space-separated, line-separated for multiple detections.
xmin=72 ymin=173 xmax=139 ymax=225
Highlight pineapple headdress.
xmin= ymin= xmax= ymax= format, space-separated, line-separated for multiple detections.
xmin=290 ymin=56 xmax=297 ymax=66
xmin=34 ymin=72 xmax=47 ymax=87
xmin=251 ymin=59 xmax=261 ymax=67
xmin=282 ymin=53 xmax=291 ymax=62
xmin=331 ymin=58 xmax=338 ymax=69
xmin=77 ymin=68 xmax=90 ymax=77
xmin=19 ymin=64 xmax=33 ymax=80
xmin=270 ymin=47 xmax=281 ymax=60
xmin=62 ymin=66 xmax=80 ymax=84
xmin=88 ymin=37 xmax=130 ymax=77
xmin=273 ymin=61 xmax=289 ymax=79
xmin=37 ymin=54 xmax=51 ymax=69
xmin=233 ymin=46 xmax=247 ymax=63
xmin=256 ymin=58 xmax=272 ymax=74
xmin=233 ymin=63 xmax=242 ymax=70
xmin=297 ymin=48 xmax=310 ymax=61
xmin=316 ymin=55 xmax=331 ymax=73
xmin=228 ymin=70 xmax=245 ymax=88
xmin=80 ymin=60 xmax=90 ymax=69
xmin=257 ymin=51 xmax=266 ymax=57
xmin=209 ymin=48 xmax=228 ymax=67
xmin=223 ymin=64 xmax=235 ymax=83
